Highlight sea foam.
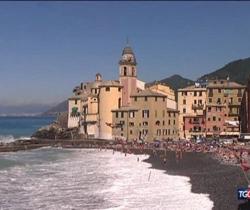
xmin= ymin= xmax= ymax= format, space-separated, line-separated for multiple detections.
xmin=0 ymin=148 xmax=214 ymax=210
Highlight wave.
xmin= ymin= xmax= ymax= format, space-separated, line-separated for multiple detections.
xmin=0 ymin=135 xmax=31 ymax=144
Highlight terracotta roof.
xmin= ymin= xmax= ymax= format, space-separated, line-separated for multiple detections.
xmin=111 ymin=106 xmax=139 ymax=112
xmin=207 ymin=81 xmax=246 ymax=88
xmin=99 ymin=80 xmax=123 ymax=87
xmin=131 ymin=89 xmax=167 ymax=97
xmin=178 ymin=85 xmax=206 ymax=91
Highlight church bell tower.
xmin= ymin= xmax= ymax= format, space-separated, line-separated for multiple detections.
xmin=119 ymin=43 xmax=137 ymax=106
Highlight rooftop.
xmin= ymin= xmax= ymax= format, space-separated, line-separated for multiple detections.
xmin=131 ymin=89 xmax=167 ymax=97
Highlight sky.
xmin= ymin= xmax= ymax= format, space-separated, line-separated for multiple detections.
xmin=0 ymin=2 xmax=250 ymax=107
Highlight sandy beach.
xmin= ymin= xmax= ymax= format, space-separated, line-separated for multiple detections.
xmin=144 ymin=151 xmax=249 ymax=210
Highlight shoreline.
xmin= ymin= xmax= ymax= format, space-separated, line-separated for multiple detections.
xmin=2 ymin=139 xmax=250 ymax=209
xmin=144 ymin=151 xmax=249 ymax=210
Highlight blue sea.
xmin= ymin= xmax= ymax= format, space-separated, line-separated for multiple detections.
xmin=0 ymin=116 xmax=55 ymax=143
xmin=0 ymin=116 xmax=214 ymax=209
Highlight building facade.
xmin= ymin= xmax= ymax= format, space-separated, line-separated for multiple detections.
xmin=178 ymin=83 xmax=207 ymax=139
xmin=206 ymin=79 xmax=245 ymax=137
xmin=178 ymin=79 xmax=246 ymax=139
xmin=112 ymin=89 xmax=179 ymax=142
xmin=67 ymin=44 xmax=146 ymax=140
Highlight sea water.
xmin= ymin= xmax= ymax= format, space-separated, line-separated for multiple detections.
xmin=0 ymin=148 xmax=214 ymax=210
xmin=0 ymin=116 xmax=54 ymax=143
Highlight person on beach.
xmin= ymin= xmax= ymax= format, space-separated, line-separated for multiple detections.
xmin=163 ymin=157 xmax=167 ymax=165
xmin=175 ymin=150 xmax=180 ymax=163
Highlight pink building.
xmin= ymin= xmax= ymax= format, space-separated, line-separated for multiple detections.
xmin=183 ymin=115 xmax=206 ymax=139
xmin=205 ymin=105 xmax=226 ymax=137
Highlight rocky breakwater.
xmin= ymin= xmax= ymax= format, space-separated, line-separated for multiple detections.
xmin=31 ymin=123 xmax=80 ymax=140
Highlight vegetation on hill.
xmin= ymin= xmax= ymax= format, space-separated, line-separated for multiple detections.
xmin=199 ymin=57 xmax=250 ymax=85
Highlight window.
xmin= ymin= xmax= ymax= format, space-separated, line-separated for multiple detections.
xmin=115 ymin=112 xmax=118 ymax=118
xmin=142 ymin=129 xmax=148 ymax=135
xmin=118 ymin=88 xmax=121 ymax=92
xmin=118 ymin=98 xmax=121 ymax=108
xmin=130 ymin=130 xmax=133 ymax=135
xmin=218 ymin=89 xmax=221 ymax=93
xmin=106 ymin=87 xmax=110 ymax=91
xmin=173 ymin=120 xmax=175 ymax=125
xmin=75 ymin=100 xmax=77 ymax=105
xmin=199 ymin=91 xmax=202 ymax=96
xmin=123 ymin=67 xmax=127 ymax=76
xmin=218 ymin=118 xmax=221 ymax=121
xmin=163 ymin=120 xmax=165 ymax=126
xmin=209 ymin=98 xmax=212 ymax=103
xmin=143 ymin=121 xmax=148 ymax=126
xmin=183 ymin=99 xmax=186 ymax=105
xmin=213 ymin=116 xmax=216 ymax=121
xmin=134 ymin=97 xmax=137 ymax=102
xmin=183 ymin=108 xmax=186 ymax=113
xmin=155 ymin=97 xmax=157 ymax=101
xmin=217 ymin=98 xmax=221 ymax=104
xmin=132 ymin=67 xmax=135 ymax=76
xmin=129 ymin=122 xmax=135 ymax=127
xmin=194 ymin=100 xmax=197 ymax=104
xmin=208 ymin=89 xmax=213 ymax=97
xmin=142 ymin=110 xmax=149 ymax=118
xmin=168 ymin=120 xmax=171 ymax=125
xmin=194 ymin=91 xmax=197 ymax=96
xmin=208 ymin=118 xmax=210 ymax=121
xmin=145 ymin=97 xmax=148 ymax=101
xmin=163 ymin=97 xmax=165 ymax=102
xmin=121 ymin=112 xmax=124 ymax=118
xmin=129 ymin=111 xmax=135 ymax=118
xmin=198 ymin=100 xmax=202 ymax=104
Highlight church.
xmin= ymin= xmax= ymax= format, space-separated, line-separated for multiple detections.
xmin=67 ymin=44 xmax=179 ymax=141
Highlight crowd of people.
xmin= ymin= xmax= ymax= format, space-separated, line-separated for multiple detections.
xmin=112 ymin=138 xmax=250 ymax=167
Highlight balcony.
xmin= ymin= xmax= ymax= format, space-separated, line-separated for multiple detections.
xmin=192 ymin=104 xmax=204 ymax=110
xmin=228 ymin=112 xmax=239 ymax=117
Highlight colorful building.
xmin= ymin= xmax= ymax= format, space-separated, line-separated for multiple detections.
xmin=178 ymin=83 xmax=207 ymax=139
xmin=112 ymin=89 xmax=179 ymax=142
xmin=205 ymin=79 xmax=245 ymax=137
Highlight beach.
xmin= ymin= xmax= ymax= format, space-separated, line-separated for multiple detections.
xmin=145 ymin=151 xmax=249 ymax=210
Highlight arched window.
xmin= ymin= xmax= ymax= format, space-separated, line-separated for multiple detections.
xmin=123 ymin=67 xmax=127 ymax=76
xmin=132 ymin=67 xmax=135 ymax=76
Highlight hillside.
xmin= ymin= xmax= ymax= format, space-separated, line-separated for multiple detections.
xmin=147 ymin=74 xmax=194 ymax=91
xmin=199 ymin=57 xmax=250 ymax=85
xmin=41 ymin=100 xmax=68 ymax=116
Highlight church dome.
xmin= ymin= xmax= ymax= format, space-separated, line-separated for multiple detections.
xmin=122 ymin=46 xmax=134 ymax=55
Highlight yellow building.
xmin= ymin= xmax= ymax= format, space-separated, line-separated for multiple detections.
xmin=67 ymin=73 xmax=122 ymax=139
xmin=112 ymin=89 xmax=179 ymax=142
xmin=178 ymin=83 xmax=207 ymax=139
xmin=67 ymin=43 xmax=179 ymax=141
xmin=206 ymin=79 xmax=245 ymax=137
xmin=148 ymin=83 xmax=177 ymax=109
